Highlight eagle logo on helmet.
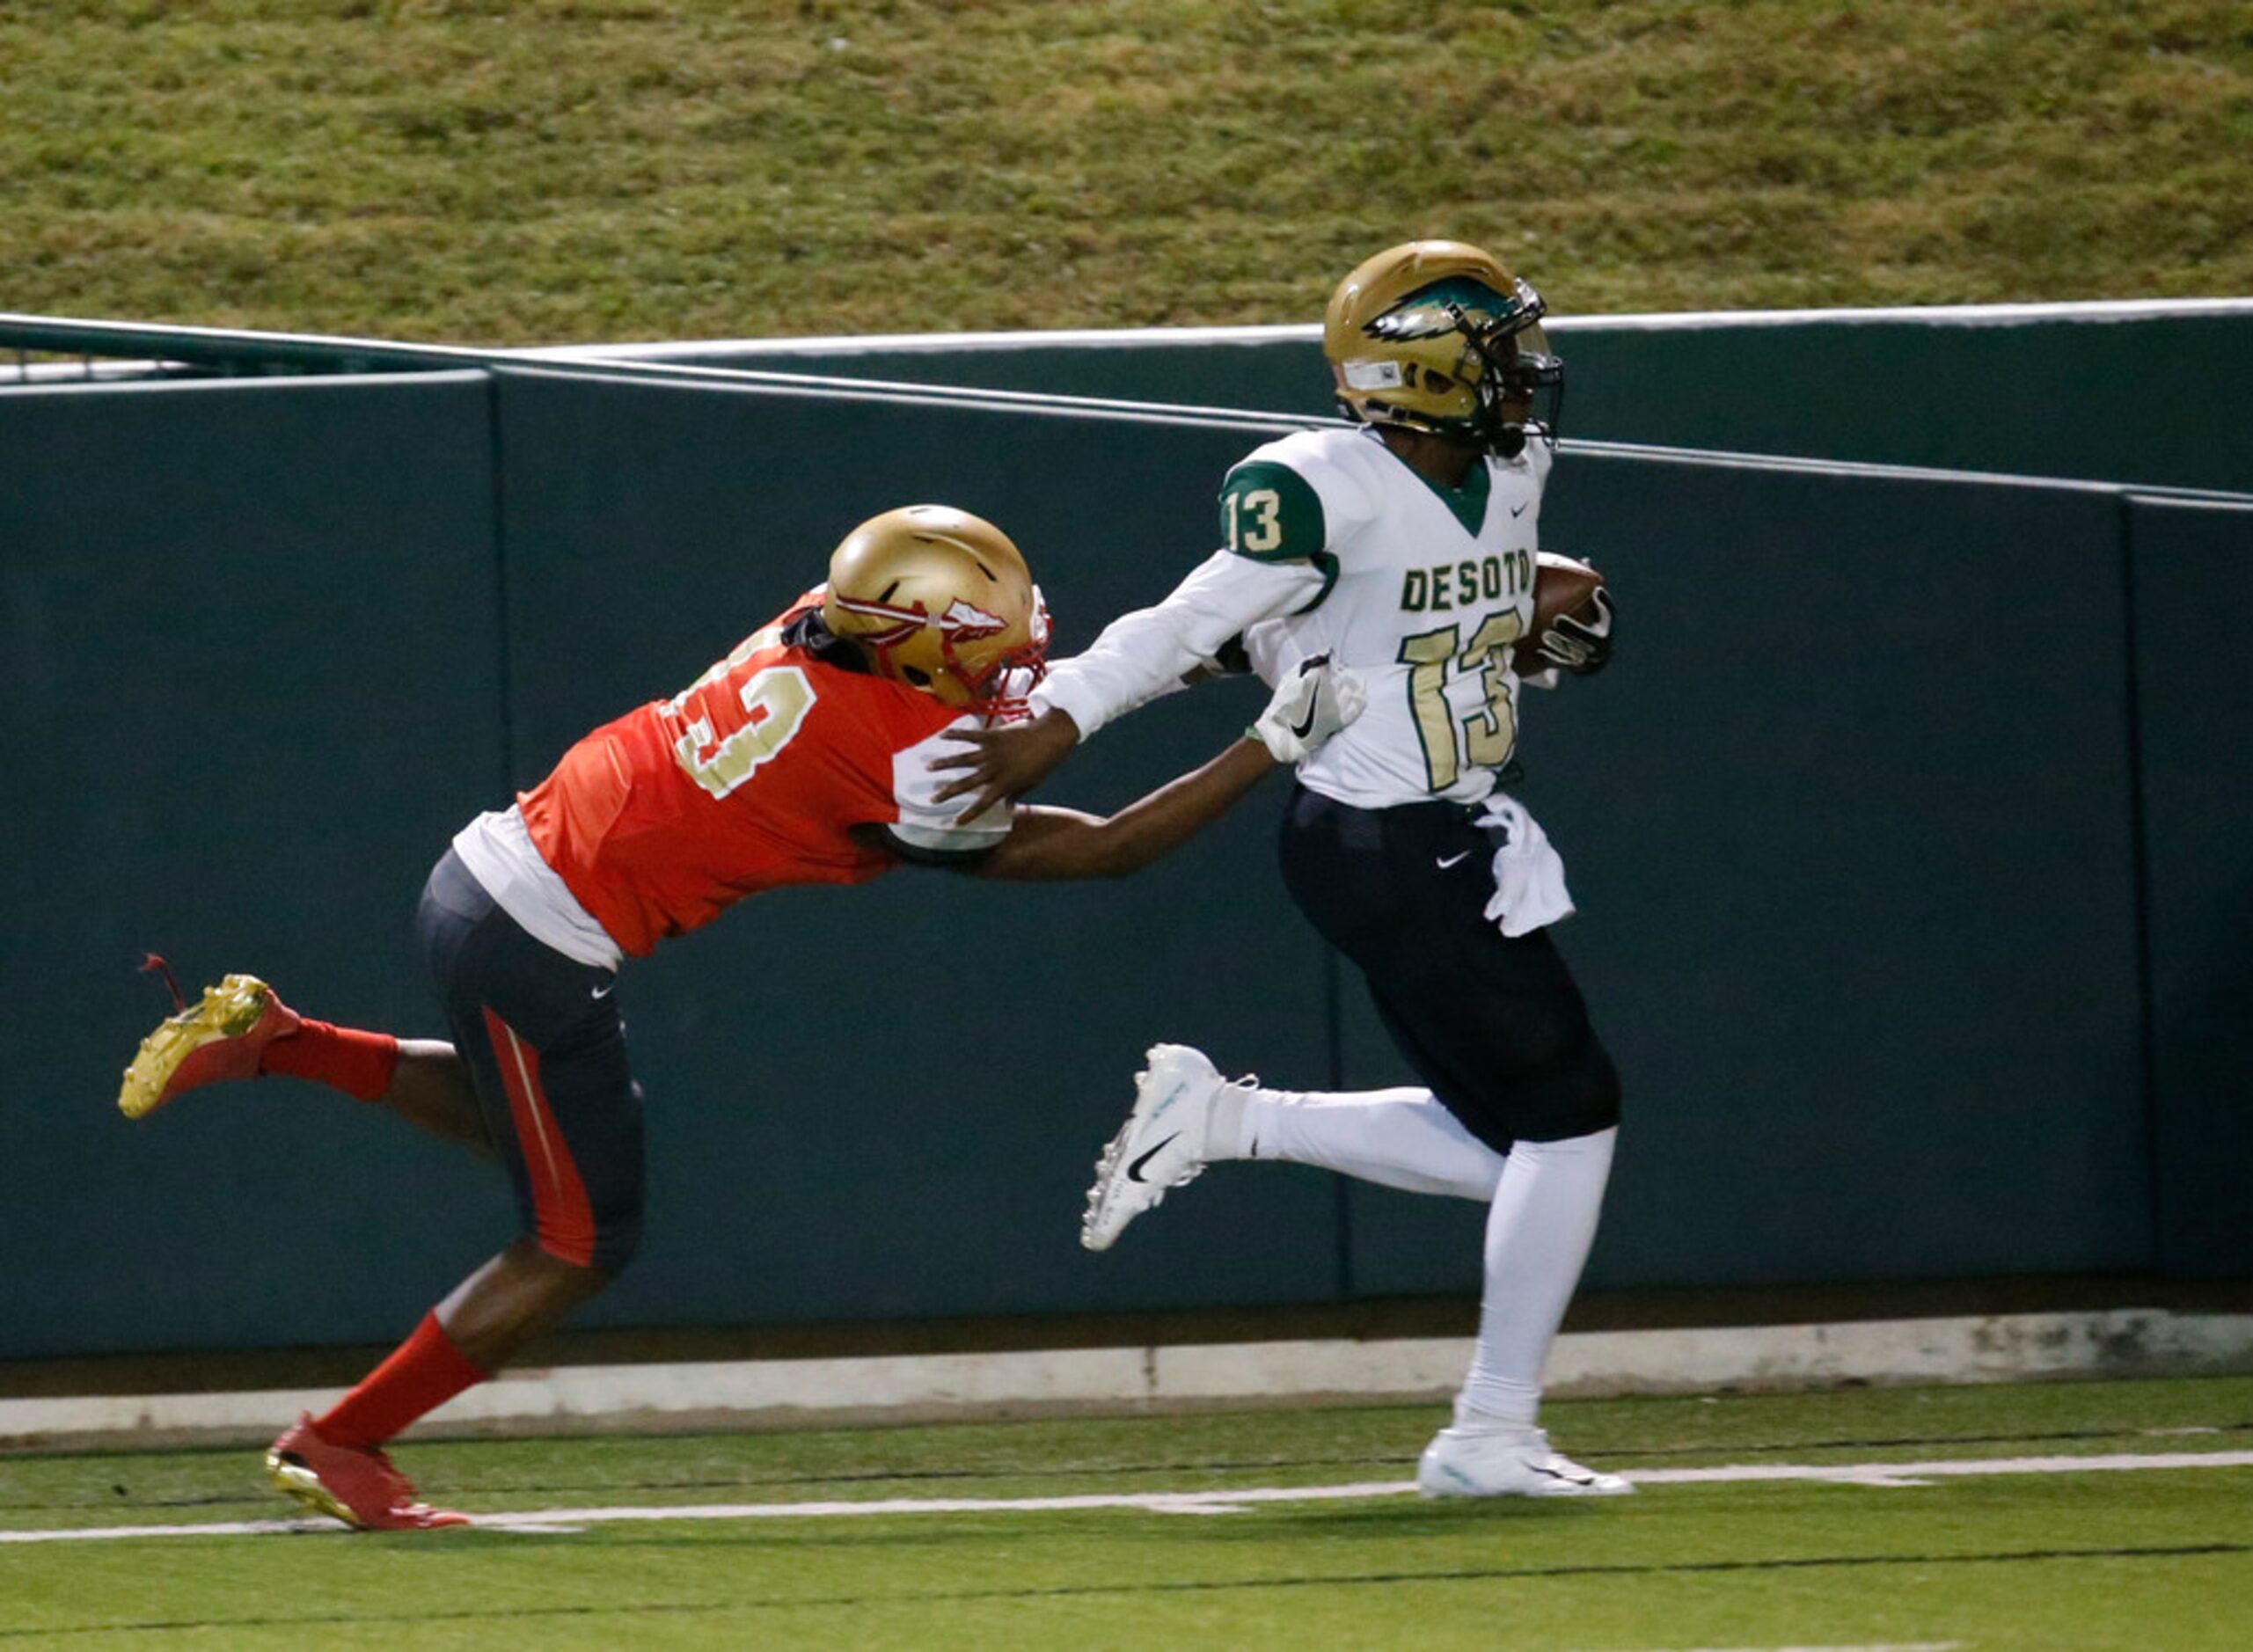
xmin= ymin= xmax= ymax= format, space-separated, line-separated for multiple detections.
xmin=1324 ymin=242 xmax=1564 ymax=457
xmin=1364 ymin=275 xmax=1533 ymax=344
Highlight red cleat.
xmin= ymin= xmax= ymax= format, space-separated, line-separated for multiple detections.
xmin=116 ymin=973 xmax=300 ymax=1120
xmin=264 ymin=1414 xmax=470 ymax=1531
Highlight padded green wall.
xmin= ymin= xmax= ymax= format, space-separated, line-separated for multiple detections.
xmin=487 ymin=370 xmax=1340 ymax=1332
xmin=634 ymin=307 xmax=2253 ymax=493
xmin=0 ymin=374 xmax=511 ymax=1358
xmin=1348 ymin=460 xmax=2155 ymax=1296
xmin=2128 ymin=496 xmax=2253 ymax=1277
xmin=2 ymin=361 xmax=2244 ymax=1360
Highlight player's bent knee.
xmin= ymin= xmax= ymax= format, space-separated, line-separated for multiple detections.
xmin=589 ymin=1212 xmax=644 ymax=1276
xmin=1499 ymin=1027 xmax=1622 ymax=1142
xmin=1576 ymin=1042 xmax=1623 ymax=1124
xmin=1558 ymin=1042 xmax=1623 ymax=1137
xmin=529 ymin=1210 xmax=640 ymax=1277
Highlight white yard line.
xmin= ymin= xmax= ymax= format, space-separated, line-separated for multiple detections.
xmin=4 ymin=1450 xmax=2249 ymax=1544
xmin=1628 ymin=1450 xmax=2253 ymax=1488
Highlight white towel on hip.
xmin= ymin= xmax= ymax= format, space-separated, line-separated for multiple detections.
xmin=1476 ymin=795 xmax=1576 ymax=938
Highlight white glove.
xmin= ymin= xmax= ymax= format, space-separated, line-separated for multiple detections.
xmin=1537 ymin=587 xmax=1614 ymax=675
xmin=1249 ymin=654 xmax=1366 ymax=764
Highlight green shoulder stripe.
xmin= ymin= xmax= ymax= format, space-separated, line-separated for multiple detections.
xmin=1218 ymin=460 xmax=1338 ymax=612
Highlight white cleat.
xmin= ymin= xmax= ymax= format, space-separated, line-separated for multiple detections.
xmin=1416 ymin=1426 xmax=1635 ymax=1499
xmin=1080 ymin=1043 xmax=1224 ymax=1252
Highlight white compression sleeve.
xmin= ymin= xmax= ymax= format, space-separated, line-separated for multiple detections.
xmin=1222 ymin=1084 xmax=1507 ymax=1202
xmin=1454 ymin=1126 xmax=1618 ymax=1430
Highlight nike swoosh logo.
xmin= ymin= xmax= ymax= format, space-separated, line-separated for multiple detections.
xmin=1288 ymin=699 xmax=1319 ymax=740
xmin=1511 ymin=501 xmax=1529 ymax=517
xmin=591 ymin=983 xmax=616 ymax=999
xmin=1437 ymin=851 xmax=1472 ymax=869
xmin=1125 ymin=1133 xmax=1181 ymax=1183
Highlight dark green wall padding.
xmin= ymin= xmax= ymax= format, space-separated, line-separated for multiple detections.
xmin=630 ymin=307 xmax=2253 ymax=495
xmin=2 ymin=364 xmax=2245 ymax=1361
xmin=0 ymin=374 xmax=513 ymax=1353
xmin=2130 ymin=497 xmax=2253 ymax=1278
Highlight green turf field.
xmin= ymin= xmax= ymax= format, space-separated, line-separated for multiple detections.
xmin=4 ymin=1376 xmax=2249 ymax=1648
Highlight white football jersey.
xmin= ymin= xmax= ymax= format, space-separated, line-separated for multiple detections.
xmin=1233 ymin=426 xmax=1550 ymax=807
xmin=1037 ymin=424 xmax=1553 ymax=810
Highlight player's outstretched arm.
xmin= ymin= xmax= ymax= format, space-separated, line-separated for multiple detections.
xmin=930 ymin=707 xmax=1082 ymax=821
xmin=933 ymin=549 xmax=1326 ymax=817
xmin=969 ymin=658 xmax=1363 ymax=884
xmin=972 ymin=740 xmax=1272 ymax=883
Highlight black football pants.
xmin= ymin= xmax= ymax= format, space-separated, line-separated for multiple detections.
xmin=1276 ymin=786 xmax=1622 ymax=1156
xmin=415 ymin=849 xmax=646 ymax=1274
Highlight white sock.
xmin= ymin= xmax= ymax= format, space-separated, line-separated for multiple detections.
xmin=1213 ymin=1084 xmax=1506 ymax=1202
xmin=1453 ymin=1126 xmax=1617 ymax=1431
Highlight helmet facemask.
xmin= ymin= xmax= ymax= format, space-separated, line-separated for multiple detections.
xmin=954 ymin=589 xmax=1050 ymax=722
xmin=1443 ymin=287 xmax=1564 ymax=458
xmin=826 ymin=588 xmax=1050 ymax=719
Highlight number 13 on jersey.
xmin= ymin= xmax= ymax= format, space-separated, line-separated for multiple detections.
xmin=1400 ymin=612 xmax=1525 ymax=791
xmin=1223 ymin=487 xmax=1285 ymax=554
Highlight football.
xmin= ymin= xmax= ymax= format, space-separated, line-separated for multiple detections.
xmin=1511 ymin=552 xmax=1606 ymax=675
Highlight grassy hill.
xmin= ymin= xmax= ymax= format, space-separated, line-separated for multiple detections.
xmin=4 ymin=0 xmax=2248 ymax=345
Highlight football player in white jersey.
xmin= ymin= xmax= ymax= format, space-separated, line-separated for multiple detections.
xmin=936 ymin=240 xmax=1628 ymax=1499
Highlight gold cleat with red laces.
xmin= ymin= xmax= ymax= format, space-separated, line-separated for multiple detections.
xmin=117 ymin=972 xmax=300 ymax=1120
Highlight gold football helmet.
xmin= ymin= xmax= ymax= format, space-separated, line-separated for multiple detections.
xmin=1323 ymin=240 xmax=1562 ymax=457
xmin=822 ymin=505 xmax=1050 ymax=715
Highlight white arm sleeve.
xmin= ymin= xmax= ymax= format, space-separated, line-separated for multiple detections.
xmin=1033 ymin=551 xmax=1327 ymax=740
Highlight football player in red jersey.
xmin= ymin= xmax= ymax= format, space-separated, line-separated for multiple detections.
xmin=116 ymin=504 xmax=1363 ymax=1532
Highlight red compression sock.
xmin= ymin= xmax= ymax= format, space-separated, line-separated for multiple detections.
xmin=259 ymin=1020 xmax=400 ymax=1102
xmin=315 ymin=1313 xmax=489 ymax=1450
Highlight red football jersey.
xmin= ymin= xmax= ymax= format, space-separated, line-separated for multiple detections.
xmin=519 ymin=596 xmax=997 ymax=956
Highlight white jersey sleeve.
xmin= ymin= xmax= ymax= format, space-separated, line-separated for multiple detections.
xmin=1034 ymin=549 xmax=1327 ymax=740
xmin=883 ymin=719 xmax=1013 ymax=861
